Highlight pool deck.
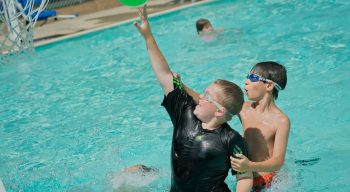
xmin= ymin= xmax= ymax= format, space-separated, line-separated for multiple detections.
xmin=34 ymin=0 xmax=211 ymax=46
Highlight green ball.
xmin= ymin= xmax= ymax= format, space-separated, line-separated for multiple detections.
xmin=119 ymin=0 xmax=147 ymax=6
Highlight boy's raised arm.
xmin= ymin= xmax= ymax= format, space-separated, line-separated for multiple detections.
xmin=134 ymin=5 xmax=173 ymax=95
xmin=172 ymin=72 xmax=200 ymax=103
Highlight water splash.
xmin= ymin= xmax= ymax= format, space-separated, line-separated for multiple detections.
xmin=106 ymin=167 xmax=160 ymax=192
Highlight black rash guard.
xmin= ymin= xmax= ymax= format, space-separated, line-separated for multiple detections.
xmin=161 ymin=85 xmax=249 ymax=192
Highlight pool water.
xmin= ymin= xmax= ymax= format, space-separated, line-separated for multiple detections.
xmin=1 ymin=0 xmax=349 ymax=191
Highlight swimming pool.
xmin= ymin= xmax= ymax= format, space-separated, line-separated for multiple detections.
xmin=1 ymin=0 xmax=349 ymax=191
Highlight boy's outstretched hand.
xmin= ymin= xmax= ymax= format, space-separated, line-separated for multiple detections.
xmin=134 ymin=5 xmax=152 ymax=39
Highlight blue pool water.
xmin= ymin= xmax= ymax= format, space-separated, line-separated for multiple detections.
xmin=1 ymin=0 xmax=350 ymax=191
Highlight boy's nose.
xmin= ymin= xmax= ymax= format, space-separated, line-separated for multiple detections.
xmin=198 ymin=95 xmax=207 ymax=104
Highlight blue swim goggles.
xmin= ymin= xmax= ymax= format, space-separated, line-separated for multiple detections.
xmin=246 ymin=73 xmax=282 ymax=91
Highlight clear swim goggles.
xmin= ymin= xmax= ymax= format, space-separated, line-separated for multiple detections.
xmin=246 ymin=73 xmax=282 ymax=91
xmin=202 ymin=91 xmax=234 ymax=116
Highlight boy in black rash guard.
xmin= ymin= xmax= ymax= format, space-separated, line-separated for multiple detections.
xmin=133 ymin=5 xmax=253 ymax=192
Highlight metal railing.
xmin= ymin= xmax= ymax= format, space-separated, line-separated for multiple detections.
xmin=45 ymin=0 xmax=89 ymax=9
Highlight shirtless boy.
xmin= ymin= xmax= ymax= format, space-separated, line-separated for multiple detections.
xmin=230 ymin=61 xmax=290 ymax=191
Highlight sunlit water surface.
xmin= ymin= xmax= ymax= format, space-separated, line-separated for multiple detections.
xmin=1 ymin=0 xmax=349 ymax=191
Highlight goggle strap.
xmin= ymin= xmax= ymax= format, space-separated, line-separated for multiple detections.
xmin=274 ymin=83 xmax=282 ymax=91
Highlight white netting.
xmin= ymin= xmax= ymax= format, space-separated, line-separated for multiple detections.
xmin=0 ymin=0 xmax=87 ymax=62
xmin=46 ymin=0 xmax=88 ymax=10
xmin=0 ymin=0 xmax=49 ymax=60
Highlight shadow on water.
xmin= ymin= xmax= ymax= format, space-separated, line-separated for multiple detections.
xmin=294 ymin=158 xmax=320 ymax=166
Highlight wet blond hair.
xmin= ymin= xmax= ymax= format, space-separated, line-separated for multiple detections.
xmin=214 ymin=79 xmax=244 ymax=116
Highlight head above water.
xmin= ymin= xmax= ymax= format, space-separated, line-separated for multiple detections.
xmin=214 ymin=79 xmax=244 ymax=116
xmin=123 ymin=164 xmax=157 ymax=174
xmin=250 ymin=61 xmax=287 ymax=99
xmin=196 ymin=18 xmax=213 ymax=34
xmin=194 ymin=79 xmax=244 ymax=122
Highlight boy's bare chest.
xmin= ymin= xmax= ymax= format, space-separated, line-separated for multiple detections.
xmin=241 ymin=112 xmax=276 ymax=140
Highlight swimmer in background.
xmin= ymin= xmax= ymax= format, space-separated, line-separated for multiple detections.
xmin=107 ymin=164 xmax=159 ymax=192
xmin=122 ymin=164 xmax=158 ymax=175
xmin=196 ymin=18 xmax=223 ymax=42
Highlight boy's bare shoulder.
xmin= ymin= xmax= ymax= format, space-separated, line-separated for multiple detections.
xmin=274 ymin=109 xmax=290 ymax=130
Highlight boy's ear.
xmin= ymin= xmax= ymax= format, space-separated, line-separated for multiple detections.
xmin=265 ymin=82 xmax=275 ymax=91
xmin=215 ymin=108 xmax=226 ymax=117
